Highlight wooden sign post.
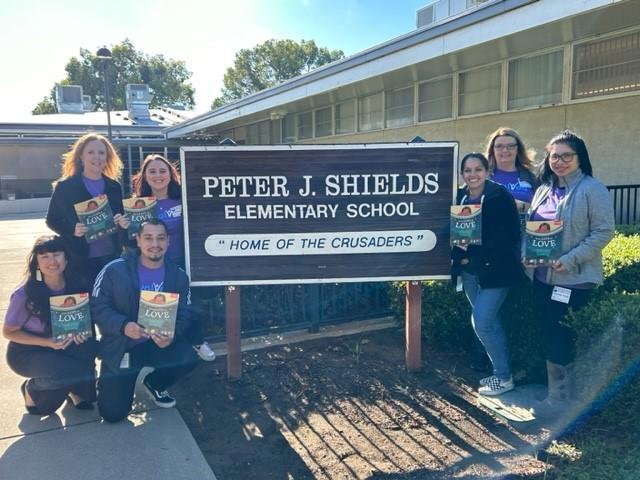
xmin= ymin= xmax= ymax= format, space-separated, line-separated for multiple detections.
xmin=405 ymin=281 xmax=422 ymax=372
xmin=225 ymin=285 xmax=242 ymax=379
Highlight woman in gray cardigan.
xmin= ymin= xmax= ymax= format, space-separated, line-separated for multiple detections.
xmin=528 ymin=130 xmax=614 ymax=416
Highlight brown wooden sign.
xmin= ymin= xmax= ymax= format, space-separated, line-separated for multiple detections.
xmin=181 ymin=143 xmax=457 ymax=285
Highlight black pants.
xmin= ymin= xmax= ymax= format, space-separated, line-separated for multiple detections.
xmin=6 ymin=340 xmax=97 ymax=415
xmin=533 ymin=279 xmax=592 ymax=365
xmin=97 ymin=339 xmax=197 ymax=423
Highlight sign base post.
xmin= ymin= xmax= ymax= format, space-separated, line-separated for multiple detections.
xmin=405 ymin=281 xmax=422 ymax=372
xmin=225 ymin=286 xmax=242 ymax=379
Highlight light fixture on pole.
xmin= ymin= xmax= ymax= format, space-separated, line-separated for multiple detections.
xmin=96 ymin=47 xmax=113 ymax=141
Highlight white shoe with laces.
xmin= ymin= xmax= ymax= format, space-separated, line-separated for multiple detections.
xmin=194 ymin=342 xmax=216 ymax=361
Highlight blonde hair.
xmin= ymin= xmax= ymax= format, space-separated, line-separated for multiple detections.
xmin=484 ymin=127 xmax=535 ymax=173
xmin=59 ymin=133 xmax=123 ymax=181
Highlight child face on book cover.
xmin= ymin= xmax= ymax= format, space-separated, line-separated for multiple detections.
xmin=36 ymin=251 xmax=67 ymax=280
xmin=144 ymin=159 xmax=171 ymax=195
xmin=136 ymin=223 xmax=169 ymax=263
xmin=80 ymin=140 xmax=108 ymax=179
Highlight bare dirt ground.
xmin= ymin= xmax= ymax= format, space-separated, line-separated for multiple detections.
xmin=175 ymin=328 xmax=552 ymax=480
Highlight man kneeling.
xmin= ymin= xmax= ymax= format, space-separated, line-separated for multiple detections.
xmin=92 ymin=219 xmax=197 ymax=422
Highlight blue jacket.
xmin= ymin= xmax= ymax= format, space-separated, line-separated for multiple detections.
xmin=91 ymin=252 xmax=191 ymax=370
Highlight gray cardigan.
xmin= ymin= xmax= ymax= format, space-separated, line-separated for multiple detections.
xmin=529 ymin=169 xmax=614 ymax=286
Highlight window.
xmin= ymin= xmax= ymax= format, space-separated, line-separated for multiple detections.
xmin=282 ymin=115 xmax=296 ymax=143
xmin=297 ymin=112 xmax=313 ymax=140
xmin=386 ymin=86 xmax=414 ymax=128
xmin=458 ymin=64 xmax=501 ymax=116
xmin=573 ymin=31 xmax=640 ymax=99
xmin=246 ymin=120 xmax=270 ymax=144
xmin=335 ymin=101 xmax=355 ymax=134
xmin=508 ymin=51 xmax=563 ymax=109
xmin=358 ymin=93 xmax=383 ymax=131
xmin=315 ymin=107 xmax=332 ymax=137
xmin=418 ymin=77 xmax=452 ymax=121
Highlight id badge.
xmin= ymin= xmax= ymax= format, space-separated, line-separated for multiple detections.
xmin=119 ymin=352 xmax=130 ymax=369
xmin=551 ymin=286 xmax=571 ymax=304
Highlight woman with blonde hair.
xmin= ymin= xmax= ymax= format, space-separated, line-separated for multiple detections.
xmin=46 ymin=133 xmax=129 ymax=282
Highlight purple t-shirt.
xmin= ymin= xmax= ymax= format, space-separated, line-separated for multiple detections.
xmin=156 ymin=199 xmax=184 ymax=264
xmin=491 ymin=168 xmax=534 ymax=203
xmin=137 ymin=262 xmax=165 ymax=292
xmin=4 ymin=285 xmax=65 ymax=336
xmin=82 ymin=176 xmax=115 ymax=258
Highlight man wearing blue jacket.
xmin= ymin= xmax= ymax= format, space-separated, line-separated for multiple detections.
xmin=92 ymin=219 xmax=197 ymax=423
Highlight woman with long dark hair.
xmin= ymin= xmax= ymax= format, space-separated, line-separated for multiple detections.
xmin=46 ymin=133 xmax=129 ymax=282
xmin=131 ymin=154 xmax=215 ymax=362
xmin=451 ymin=153 xmax=521 ymax=396
xmin=529 ymin=130 xmax=614 ymax=416
xmin=3 ymin=236 xmax=96 ymax=415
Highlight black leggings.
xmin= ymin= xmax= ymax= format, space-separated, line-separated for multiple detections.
xmin=6 ymin=340 xmax=97 ymax=415
xmin=533 ymin=279 xmax=592 ymax=365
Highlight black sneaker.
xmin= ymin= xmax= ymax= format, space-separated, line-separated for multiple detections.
xmin=142 ymin=377 xmax=176 ymax=408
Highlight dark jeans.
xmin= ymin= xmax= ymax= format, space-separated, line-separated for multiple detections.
xmin=97 ymin=339 xmax=197 ymax=423
xmin=6 ymin=340 xmax=97 ymax=415
xmin=533 ymin=279 xmax=592 ymax=365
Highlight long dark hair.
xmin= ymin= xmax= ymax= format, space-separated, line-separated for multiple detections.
xmin=24 ymin=236 xmax=87 ymax=334
xmin=539 ymin=130 xmax=593 ymax=185
xmin=131 ymin=154 xmax=181 ymax=199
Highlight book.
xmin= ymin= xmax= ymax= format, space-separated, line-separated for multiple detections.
xmin=49 ymin=293 xmax=92 ymax=341
xmin=523 ymin=220 xmax=563 ymax=266
xmin=123 ymin=196 xmax=158 ymax=239
xmin=74 ymin=194 xmax=117 ymax=243
xmin=137 ymin=290 xmax=179 ymax=337
xmin=515 ymin=200 xmax=530 ymax=231
xmin=450 ymin=204 xmax=482 ymax=246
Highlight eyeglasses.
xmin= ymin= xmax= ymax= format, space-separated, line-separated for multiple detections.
xmin=494 ymin=143 xmax=518 ymax=151
xmin=549 ymin=152 xmax=576 ymax=163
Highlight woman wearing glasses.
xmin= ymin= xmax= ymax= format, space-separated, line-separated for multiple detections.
xmin=529 ymin=130 xmax=614 ymax=416
xmin=485 ymin=127 xmax=538 ymax=208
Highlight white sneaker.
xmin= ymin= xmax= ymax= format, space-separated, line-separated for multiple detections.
xmin=478 ymin=376 xmax=514 ymax=396
xmin=194 ymin=342 xmax=216 ymax=361
xmin=479 ymin=375 xmax=497 ymax=386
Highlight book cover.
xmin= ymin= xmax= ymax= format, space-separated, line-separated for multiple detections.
xmin=450 ymin=205 xmax=482 ymax=246
xmin=123 ymin=196 xmax=158 ymax=239
xmin=523 ymin=220 xmax=563 ymax=266
xmin=137 ymin=290 xmax=179 ymax=337
xmin=49 ymin=293 xmax=92 ymax=341
xmin=74 ymin=194 xmax=117 ymax=243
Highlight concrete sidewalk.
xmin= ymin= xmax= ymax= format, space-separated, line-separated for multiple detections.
xmin=0 ymin=216 xmax=216 ymax=480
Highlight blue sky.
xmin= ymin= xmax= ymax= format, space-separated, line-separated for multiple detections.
xmin=0 ymin=0 xmax=428 ymax=118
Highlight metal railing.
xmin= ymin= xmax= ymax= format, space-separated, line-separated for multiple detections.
xmin=608 ymin=184 xmax=640 ymax=225
xmin=196 ymin=282 xmax=393 ymax=341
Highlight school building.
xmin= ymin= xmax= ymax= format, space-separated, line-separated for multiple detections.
xmin=165 ymin=0 xmax=640 ymax=222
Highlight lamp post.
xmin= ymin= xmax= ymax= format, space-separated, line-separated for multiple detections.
xmin=96 ymin=47 xmax=113 ymax=141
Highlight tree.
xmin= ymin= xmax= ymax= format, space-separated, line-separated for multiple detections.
xmin=212 ymin=39 xmax=344 ymax=108
xmin=32 ymin=39 xmax=195 ymax=114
